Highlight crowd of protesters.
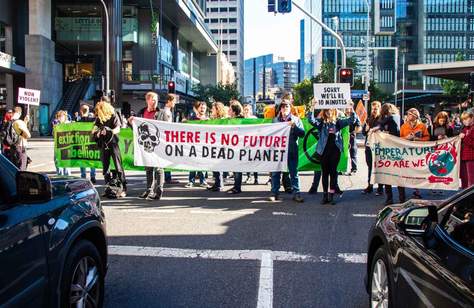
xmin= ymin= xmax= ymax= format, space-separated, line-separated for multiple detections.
xmin=2 ymin=91 xmax=474 ymax=204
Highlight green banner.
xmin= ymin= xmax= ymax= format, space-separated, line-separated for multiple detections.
xmin=54 ymin=119 xmax=349 ymax=172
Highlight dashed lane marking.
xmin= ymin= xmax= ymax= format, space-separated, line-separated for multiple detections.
xmin=352 ymin=214 xmax=377 ymax=218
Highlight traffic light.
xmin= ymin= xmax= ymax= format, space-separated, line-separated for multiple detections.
xmin=167 ymin=81 xmax=176 ymax=94
xmin=278 ymin=0 xmax=292 ymax=13
xmin=339 ymin=68 xmax=354 ymax=87
xmin=268 ymin=0 xmax=276 ymax=13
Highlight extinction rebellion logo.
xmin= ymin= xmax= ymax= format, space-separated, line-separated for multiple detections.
xmin=137 ymin=122 xmax=160 ymax=153
xmin=425 ymin=142 xmax=457 ymax=184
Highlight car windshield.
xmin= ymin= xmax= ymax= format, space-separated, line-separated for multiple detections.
xmin=0 ymin=154 xmax=18 ymax=198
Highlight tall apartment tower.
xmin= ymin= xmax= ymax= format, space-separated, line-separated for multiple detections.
xmin=205 ymin=0 xmax=244 ymax=95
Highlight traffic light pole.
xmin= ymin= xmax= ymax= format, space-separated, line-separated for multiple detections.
xmin=292 ymin=1 xmax=347 ymax=68
xmin=100 ymin=0 xmax=110 ymax=96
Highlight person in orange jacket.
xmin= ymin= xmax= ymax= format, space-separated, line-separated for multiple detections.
xmin=400 ymin=108 xmax=430 ymax=199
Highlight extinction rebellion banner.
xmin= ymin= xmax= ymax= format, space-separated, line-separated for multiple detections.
xmin=368 ymin=131 xmax=461 ymax=190
xmin=133 ymin=118 xmax=290 ymax=172
xmin=54 ymin=119 xmax=349 ymax=172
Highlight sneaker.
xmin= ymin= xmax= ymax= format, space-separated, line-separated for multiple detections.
xmin=308 ymin=186 xmax=318 ymax=195
xmin=208 ymin=186 xmax=223 ymax=192
xmin=185 ymin=182 xmax=194 ymax=188
xmin=226 ymin=188 xmax=241 ymax=194
xmin=146 ymin=192 xmax=162 ymax=201
xmin=90 ymin=177 xmax=97 ymax=184
xmin=253 ymin=179 xmax=259 ymax=185
xmin=199 ymin=181 xmax=209 ymax=188
xmin=362 ymin=187 xmax=373 ymax=194
xmin=118 ymin=191 xmax=127 ymax=198
xmin=139 ymin=190 xmax=150 ymax=199
xmin=268 ymin=195 xmax=281 ymax=202
xmin=244 ymin=176 xmax=252 ymax=184
xmin=293 ymin=194 xmax=304 ymax=203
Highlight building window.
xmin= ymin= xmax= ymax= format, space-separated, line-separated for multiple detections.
xmin=0 ymin=23 xmax=5 ymax=53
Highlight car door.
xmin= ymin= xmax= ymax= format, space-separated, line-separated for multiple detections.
xmin=396 ymin=192 xmax=474 ymax=308
xmin=0 ymin=169 xmax=49 ymax=307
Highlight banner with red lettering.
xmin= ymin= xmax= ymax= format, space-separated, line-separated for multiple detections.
xmin=368 ymin=131 xmax=461 ymax=190
xmin=132 ymin=118 xmax=291 ymax=172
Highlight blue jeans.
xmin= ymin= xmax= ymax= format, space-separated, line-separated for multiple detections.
xmin=80 ymin=167 xmax=96 ymax=178
xmin=271 ymin=155 xmax=300 ymax=195
xmin=165 ymin=171 xmax=171 ymax=182
xmin=189 ymin=171 xmax=205 ymax=184
xmin=213 ymin=172 xmax=223 ymax=189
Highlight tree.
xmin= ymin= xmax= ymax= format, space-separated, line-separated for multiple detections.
xmin=440 ymin=53 xmax=469 ymax=102
xmin=192 ymin=83 xmax=241 ymax=104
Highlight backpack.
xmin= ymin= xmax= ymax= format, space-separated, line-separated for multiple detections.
xmin=2 ymin=120 xmax=19 ymax=148
xmin=104 ymin=178 xmax=124 ymax=199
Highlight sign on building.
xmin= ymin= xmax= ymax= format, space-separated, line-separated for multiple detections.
xmin=18 ymin=87 xmax=41 ymax=106
xmin=313 ymin=83 xmax=351 ymax=109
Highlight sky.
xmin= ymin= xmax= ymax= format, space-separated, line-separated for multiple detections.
xmin=244 ymin=0 xmax=305 ymax=62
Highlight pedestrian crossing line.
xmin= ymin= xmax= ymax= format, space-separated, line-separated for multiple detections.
xmin=257 ymin=252 xmax=273 ymax=308
xmin=108 ymin=245 xmax=367 ymax=264
xmin=189 ymin=210 xmax=258 ymax=215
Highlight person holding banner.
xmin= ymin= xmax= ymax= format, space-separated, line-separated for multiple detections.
xmin=129 ymin=91 xmax=166 ymax=200
xmin=460 ymin=111 xmax=474 ymax=189
xmin=226 ymin=101 xmax=245 ymax=194
xmin=93 ymin=97 xmax=127 ymax=198
xmin=362 ymin=101 xmax=383 ymax=195
xmin=78 ymin=104 xmax=97 ymax=183
xmin=207 ymin=102 xmax=227 ymax=192
xmin=309 ymin=100 xmax=356 ymax=205
xmin=269 ymin=99 xmax=305 ymax=203
xmin=52 ymin=110 xmax=71 ymax=176
xmin=345 ymin=105 xmax=361 ymax=174
xmin=372 ymin=103 xmax=406 ymax=205
xmin=400 ymin=108 xmax=430 ymax=199
xmin=243 ymin=103 xmax=259 ymax=185
xmin=186 ymin=101 xmax=209 ymax=188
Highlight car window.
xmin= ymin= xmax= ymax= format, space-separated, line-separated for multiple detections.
xmin=442 ymin=193 xmax=474 ymax=253
xmin=0 ymin=154 xmax=17 ymax=197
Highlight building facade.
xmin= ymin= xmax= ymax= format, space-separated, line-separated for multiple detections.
xmin=244 ymin=54 xmax=298 ymax=103
xmin=205 ymin=0 xmax=244 ymax=95
xmin=0 ymin=0 xmax=218 ymax=134
xmin=302 ymin=0 xmax=474 ymax=99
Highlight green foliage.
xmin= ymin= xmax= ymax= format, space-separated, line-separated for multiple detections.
xmin=192 ymin=83 xmax=241 ymax=104
xmin=440 ymin=52 xmax=468 ymax=100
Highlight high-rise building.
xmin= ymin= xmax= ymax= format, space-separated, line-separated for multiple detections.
xmin=205 ymin=0 xmax=244 ymax=95
xmin=244 ymin=54 xmax=298 ymax=102
xmin=303 ymin=0 xmax=474 ymax=101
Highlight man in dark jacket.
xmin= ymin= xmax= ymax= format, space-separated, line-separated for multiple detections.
xmin=270 ymin=100 xmax=305 ymax=202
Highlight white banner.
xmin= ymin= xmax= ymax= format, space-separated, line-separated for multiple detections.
xmin=313 ymin=83 xmax=351 ymax=109
xmin=368 ymin=132 xmax=461 ymax=190
xmin=132 ymin=118 xmax=291 ymax=172
xmin=18 ymin=87 xmax=41 ymax=106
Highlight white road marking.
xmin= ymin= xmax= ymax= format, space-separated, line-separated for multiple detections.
xmin=272 ymin=212 xmax=296 ymax=216
xmin=108 ymin=245 xmax=367 ymax=264
xmin=257 ymin=252 xmax=273 ymax=308
xmin=189 ymin=210 xmax=257 ymax=215
xmin=120 ymin=209 xmax=176 ymax=213
xmin=29 ymin=163 xmax=51 ymax=169
xmin=352 ymin=214 xmax=377 ymax=218
xmin=251 ymin=200 xmax=282 ymax=204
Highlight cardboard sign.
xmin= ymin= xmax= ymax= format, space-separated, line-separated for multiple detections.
xmin=355 ymin=100 xmax=367 ymax=124
xmin=313 ymin=83 xmax=351 ymax=109
xmin=18 ymin=87 xmax=41 ymax=106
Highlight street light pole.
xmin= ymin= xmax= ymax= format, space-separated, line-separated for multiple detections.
xmin=364 ymin=0 xmax=370 ymax=110
xmin=293 ymin=0 xmax=347 ymax=68
xmin=332 ymin=17 xmax=339 ymax=83
xmin=100 ymin=0 xmax=110 ymax=96
xmin=402 ymin=52 xmax=406 ymax=116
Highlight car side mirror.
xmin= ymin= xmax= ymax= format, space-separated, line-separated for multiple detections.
xmin=398 ymin=205 xmax=438 ymax=237
xmin=16 ymin=171 xmax=52 ymax=204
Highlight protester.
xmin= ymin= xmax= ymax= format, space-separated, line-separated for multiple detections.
xmin=372 ymin=103 xmax=405 ymax=205
xmin=1 ymin=109 xmax=13 ymax=154
xmin=129 ymin=92 xmax=165 ymax=200
xmin=269 ymin=99 xmax=305 ymax=202
xmin=207 ymin=102 xmax=227 ymax=192
xmin=430 ymin=111 xmax=453 ymax=140
xmin=400 ymin=108 xmax=430 ymax=199
xmin=451 ymin=114 xmax=463 ymax=136
xmin=346 ymin=104 xmax=361 ymax=173
xmin=226 ymin=100 xmax=245 ymax=194
xmin=93 ymin=97 xmax=127 ymax=197
xmin=77 ymin=104 xmax=97 ymax=183
xmin=309 ymin=100 xmax=356 ymax=205
xmin=186 ymin=101 xmax=208 ymax=188
xmin=243 ymin=103 xmax=259 ymax=185
xmin=362 ymin=101 xmax=383 ymax=195
xmin=163 ymin=95 xmax=178 ymax=185
xmin=460 ymin=111 xmax=474 ymax=189
xmin=4 ymin=107 xmax=30 ymax=170
xmin=52 ymin=110 xmax=71 ymax=176
xmin=308 ymin=107 xmax=322 ymax=195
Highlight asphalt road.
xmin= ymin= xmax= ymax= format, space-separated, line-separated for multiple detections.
xmin=27 ymin=138 xmax=452 ymax=308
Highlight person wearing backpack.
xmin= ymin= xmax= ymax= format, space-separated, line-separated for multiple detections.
xmin=3 ymin=107 xmax=31 ymax=170
xmin=1 ymin=109 xmax=13 ymax=154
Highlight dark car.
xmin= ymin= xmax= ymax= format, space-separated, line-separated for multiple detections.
xmin=366 ymin=187 xmax=474 ymax=307
xmin=0 ymin=154 xmax=107 ymax=307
